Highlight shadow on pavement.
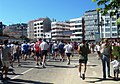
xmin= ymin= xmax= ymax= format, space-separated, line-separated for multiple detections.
xmin=87 ymin=64 xmax=98 ymax=67
xmin=47 ymin=64 xmax=77 ymax=68
xmin=85 ymin=76 xmax=120 ymax=83
xmin=1 ymin=79 xmax=54 ymax=84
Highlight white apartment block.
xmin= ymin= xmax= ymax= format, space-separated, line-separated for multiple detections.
xmin=51 ymin=21 xmax=70 ymax=41
xmin=69 ymin=17 xmax=84 ymax=41
xmin=27 ymin=17 xmax=51 ymax=40
xmin=100 ymin=12 xmax=120 ymax=39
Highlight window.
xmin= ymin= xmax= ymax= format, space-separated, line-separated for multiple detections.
xmin=34 ymin=31 xmax=37 ymax=33
xmin=112 ymin=33 xmax=117 ymax=36
xmin=112 ymin=28 xmax=117 ymax=31
xmin=112 ymin=17 xmax=116 ymax=21
xmin=105 ymin=33 xmax=110 ymax=37
xmin=41 ymin=34 xmax=43 ymax=36
xmin=105 ymin=28 xmax=110 ymax=32
xmin=40 ymin=23 xmax=43 ymax=25
xmin=75 ymin=25 xmax=81 ymax=28
xmin=34 ymin=34 xmax=37 ymax=36
xmin=112 ymin=23 xmax=116 ymax=26
xmin=34 ymin=24 xmax=37 ymax=26
xmin=37 ymin=23 xmax=39 ymax=25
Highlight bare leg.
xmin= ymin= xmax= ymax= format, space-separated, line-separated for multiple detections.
xmin=79 ymin=63 xmax=82 ymax=77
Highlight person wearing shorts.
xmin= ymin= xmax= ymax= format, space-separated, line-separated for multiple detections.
xmin=78 ymin=40 xmax=89 ymax=80
xmin=40 ymin=39 xmax=49 ymax=68
xmin=1 ymin=40 xmax=12 ymax=80
xmin=64 ymin=42 xmax=73 ymax=65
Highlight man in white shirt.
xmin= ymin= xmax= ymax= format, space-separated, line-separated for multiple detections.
xmin=39 ymin=39 xmax=49 ymax=68
xmin=64 ymin=42 xmax=73 ymax=65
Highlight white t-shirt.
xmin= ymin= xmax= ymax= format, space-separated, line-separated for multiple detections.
xmin=96 ymin=45 xmax=100 ymax=51
xmin=64 ymin=44 xmax=72 ymax=53
xmin=40 ymin=41 xmax=49 ymax=50
xmin=111 ymin=60 xmax=120 ymax=70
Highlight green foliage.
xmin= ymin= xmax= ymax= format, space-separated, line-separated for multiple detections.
xmin=112 ymin=46 xmax=120 ymax=58
xmin=92 ymin=0 xmax=120 ymax=14
xmin=116 ymin=17 xmax=120 ymax=25
xmin=92 ymin=0 xmax=120 ymax=25
xmin=92 ymin=0 xmax=97 ymax=2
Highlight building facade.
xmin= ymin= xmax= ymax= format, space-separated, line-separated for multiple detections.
xmin=69 ymin=17 xmax=84 ymax=41
xmin=3 ymin=23 xmax=27 ymax=39
xmin=84 ymin=10 xmax=100 ymax=42
xmin=51 ymin=21 xmax=70 ymax=41
xmin=27 ymin=17 xmax=51 ymax=40
xmin=100 ymin=12 xmax=120 ymax=39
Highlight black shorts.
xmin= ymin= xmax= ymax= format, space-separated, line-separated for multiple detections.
xmin=41 ymin=50 xmax=47 ymax=57
xmin=35 ymin=52 xmax=41 ymax=57
xmin=59 ymin=50 xmax=65 ymax=54
xmin=14 ymin=52 xmax=20 ymax=60
xmin=66 ymin=53 xmax=71 ymax=57
xmin=22 ymin=51 xmax=28 ymax=55
xmin=54 ymin=49 xmax=58 ymax=52
xmin=79 ymin=59 xmax=88 ymax=64
xmin=97 ymin=51 xmax=100 ymax=54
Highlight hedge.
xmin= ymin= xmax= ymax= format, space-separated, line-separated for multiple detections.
xmin=112 ymin=46 xmax=120 ymax=59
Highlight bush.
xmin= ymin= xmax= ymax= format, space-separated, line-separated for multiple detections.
xmin=112 ymin=46 xmax=120 ymax=59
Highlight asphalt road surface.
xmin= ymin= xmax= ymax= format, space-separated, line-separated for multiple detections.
xmin=0 ymin=52 xmax=120 ymax=84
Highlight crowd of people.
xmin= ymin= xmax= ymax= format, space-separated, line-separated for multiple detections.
xmin=0 ymin=38 xmax=120 ymax=81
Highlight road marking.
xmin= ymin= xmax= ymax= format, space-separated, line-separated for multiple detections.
xmin=11 ymin=68 xmax=34 ymax=79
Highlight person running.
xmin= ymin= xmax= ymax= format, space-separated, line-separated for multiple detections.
xmin=111 ymin=56 xmax=120 ymax=80
xmin=52 ymin=41 xmax=58 ymax=60
xmin=39 ymin=39 xmax=49 ymax=68
xmin=58 ymin=40 xmax=65 ymax=62
xmin=1 ymin=39 xmax=12 ymax=80
xmin=64 ymin=42 xmax=73 ymax=65
xmin=12 ymin=41 xmax=21 ymax=66
xmin=34 ymin=38 xmax=42 ymax=66
xmin=77 ymin=40 xmax=90 ymax=80
xmin=21 ymin=41 xmax=29 ymax=61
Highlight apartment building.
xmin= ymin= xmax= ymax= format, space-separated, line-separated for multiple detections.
xmin=3 ymin=23 xmax=27 ymax=38
xmin=84 ymin=9 xmax=120 ymax=41
xmin=100 ymin=12 xmax=120 ymax=39
xmin=27 ymin=17 xmax=51 ymax=40
xmin=84 ymin=10 xmax=100 ymax=42
xmin=51 ymin=21 xmax=70 ymax=41
xmin=69 ymin=17 xmax=84 ymax=41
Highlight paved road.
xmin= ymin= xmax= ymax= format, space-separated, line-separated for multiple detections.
xmin=0 ymin=52 xmax=120 ymax=84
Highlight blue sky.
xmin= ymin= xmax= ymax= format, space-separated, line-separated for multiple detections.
xmin=0 ymin=0 xmax=98 ymax=25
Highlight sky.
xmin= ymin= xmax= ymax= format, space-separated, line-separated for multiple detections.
xmin=0 ymin=0 xmax=98 ymax=25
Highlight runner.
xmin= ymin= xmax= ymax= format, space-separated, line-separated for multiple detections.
xmin=58 ymin=40 xmax=65 ymax=62
xmin=34 ymin=38 xmax=42 ymax=66
xmin=40 ymin=39 xmax=49 ymax=68
xmin=64 ymin=42 xmax=73 ymax=65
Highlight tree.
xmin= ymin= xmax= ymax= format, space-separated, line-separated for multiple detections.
xmin=92 ymin=0 xmax=120 ymax=24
